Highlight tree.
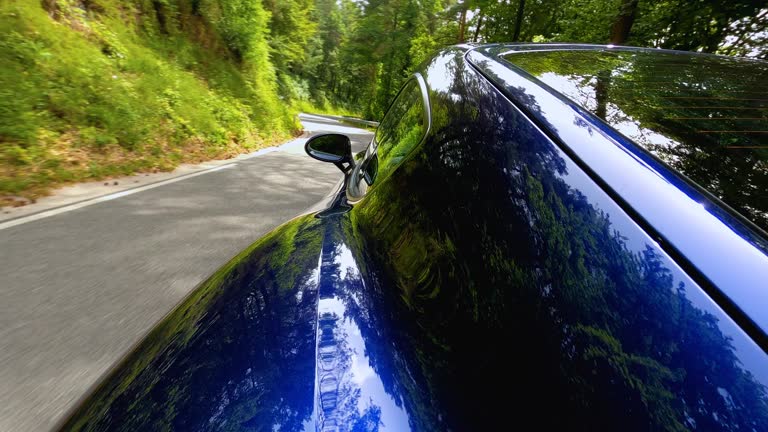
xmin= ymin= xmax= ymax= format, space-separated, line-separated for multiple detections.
xmin=609 ymin=0 xmax=639 ymax=44
xmin=263 ymin=0 xmax=317 ymax=72
xmin=512 ymin=0 xmax=526 ymax=41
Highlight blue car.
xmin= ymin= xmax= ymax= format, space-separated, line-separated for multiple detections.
xmin=59 ymin=44 xmax=768 ymax=431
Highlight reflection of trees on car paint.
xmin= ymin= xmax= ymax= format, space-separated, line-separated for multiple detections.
xmin=347 ymin=51 xmax=768 ymax=431
xmin=313 ymin=224 xmax=401 ymax=432
xmin=373 ymin=79 xmax=428 ymax=186
xmin=507 ymin=50 xmax=768 ymax=233
xmin=61 ymin=216 xmax=324 ymax=432
xmin=60 ymin=213 xmax=415 ymax=432
xmin=60 ymin=48 xmax=768 ymax=432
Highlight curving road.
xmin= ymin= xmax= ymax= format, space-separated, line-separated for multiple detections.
xmin=0 ymin=114 xmax=373 ymax=432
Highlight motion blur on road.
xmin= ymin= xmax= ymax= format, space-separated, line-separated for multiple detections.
xmin=0 ymin=114 xmax=373 ymax=432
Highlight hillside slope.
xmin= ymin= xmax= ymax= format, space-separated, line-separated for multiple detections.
xmin=0 ymin=0 xmax=296 ymax=203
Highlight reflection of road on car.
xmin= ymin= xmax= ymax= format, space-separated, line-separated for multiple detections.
xmin=59 ymin=44 xmax=768 ymax=431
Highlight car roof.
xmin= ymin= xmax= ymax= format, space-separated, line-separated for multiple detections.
xmin=497 ymin=46 xmax=768 ymax=235
xmin=466 ymin=44 xmax=768 ymax=347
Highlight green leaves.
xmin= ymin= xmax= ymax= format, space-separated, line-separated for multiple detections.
xmin=3 ymin=0 xmax=765 ymax=200
xmin=0 ymin=0 xmax=292 ymax=199
xmin=200 ymin=0 xmax=271 ymax=62
xmin=296 ymin=0 xmax=766 ymax=119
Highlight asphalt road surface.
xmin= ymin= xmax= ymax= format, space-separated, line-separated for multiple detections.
xmin=0 ymin=114 xmax=373 ymax=432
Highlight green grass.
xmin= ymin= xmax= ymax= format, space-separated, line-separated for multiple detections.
xmin=0 ymin=0 xmax=297 ymax=202
xmin=292 ymin=99 xmax=362 ymax=118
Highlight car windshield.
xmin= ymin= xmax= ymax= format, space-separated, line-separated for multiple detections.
xmin=502 ymin=49 xmax=768 ymax=234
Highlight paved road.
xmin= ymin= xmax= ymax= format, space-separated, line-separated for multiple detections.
xmin=0 ymin=114 xmax=373 ymax=432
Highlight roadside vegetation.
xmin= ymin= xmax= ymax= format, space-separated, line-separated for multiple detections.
xmin=1 ymin=0 xmax=766 ymax=202
xmin=0 ymin=0 xmax=318 ymax=203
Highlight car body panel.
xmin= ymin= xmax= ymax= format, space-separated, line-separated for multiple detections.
xmin=60 ymin=46 xmax=768 ymax=431
xmin=58 ymin=212 xmax=415 ymax=431
xmin=468 ymin=45 xmax=768 ymax=343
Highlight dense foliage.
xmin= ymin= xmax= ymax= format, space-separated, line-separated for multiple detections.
xmin=301 ymin=0 xmax=768 ymax=119
xmin=0 ymin=0 xmax=297 ymax=200
xmin=1 ymin=0 xmax=765 ymax=199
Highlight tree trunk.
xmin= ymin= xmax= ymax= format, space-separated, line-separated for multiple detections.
xmin=513 ymin=0 xmax=526 ymax=42
xmin=609 ymin=0 xmax=639 ymax=45
xmin=458 ymin=7 xmax=467 ymax=43
xmin=473 ymin=13 xmax=484 ymax=42
xmin=595 ymin=72 xmax=610 ymax=120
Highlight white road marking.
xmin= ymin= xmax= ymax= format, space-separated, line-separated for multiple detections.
xmin=0 ymin=163 xmax=238 ymax=231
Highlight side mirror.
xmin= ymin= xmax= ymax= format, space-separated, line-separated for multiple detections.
xmin=305 ymin=133 xmax=353 ymax=173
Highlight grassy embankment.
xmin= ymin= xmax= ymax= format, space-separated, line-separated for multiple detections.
xmin=0 ymin=1 xmax=346 ymax=206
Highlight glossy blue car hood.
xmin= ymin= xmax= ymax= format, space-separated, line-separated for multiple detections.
xmin=58 ymin=213 xmax=415 ymax=431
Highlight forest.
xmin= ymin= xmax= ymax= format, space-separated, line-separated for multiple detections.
xmin=296 ymin=0 xmax=767 ymax=119
xmin=1 ymin=0 xmax=766 ymax=199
